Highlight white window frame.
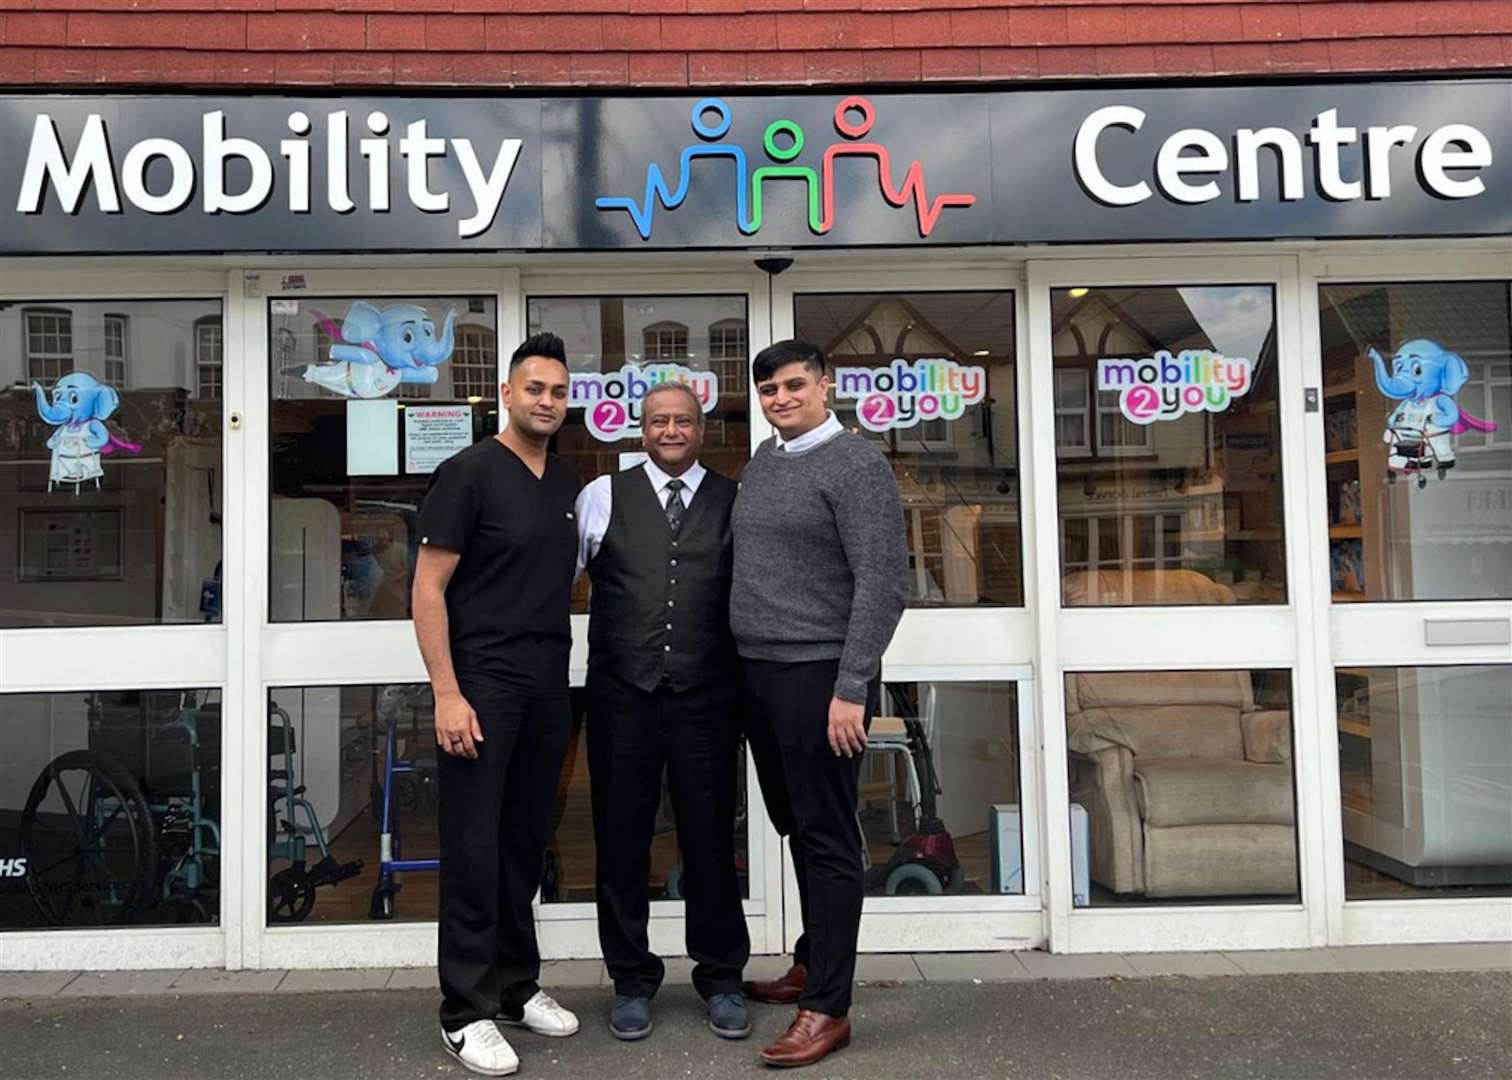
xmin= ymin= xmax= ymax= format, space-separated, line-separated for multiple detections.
xmin=1053 ymin=367 xmax=1092 ymax=458
xmin=103 ymin=312 xmax=128 ymax=388
xmin=24 ymin=306 xmax=74 ymax=383
xmin=196 ymin=317 xmax=223 ymax=400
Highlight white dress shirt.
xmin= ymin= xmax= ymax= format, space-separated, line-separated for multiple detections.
xmin=773 ymin=410 xmax=844 ymax=454
xmin=575 ymin=458 xmax=707 ymax=576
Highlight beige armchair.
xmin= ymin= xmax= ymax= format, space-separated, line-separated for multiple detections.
xmin=1066 ymin=670 xmax=1297 ymax=899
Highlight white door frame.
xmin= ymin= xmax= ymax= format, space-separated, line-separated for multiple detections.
xmin=772 ymin=264 xmax=1047 ymax=953
xmin=0 ymin=267 xmax=234 ymax=971
xmin=1298 ymin=248 xmax=1512 ymax=947
xmin=1026 ymin=254 xmax=1322 ymax=953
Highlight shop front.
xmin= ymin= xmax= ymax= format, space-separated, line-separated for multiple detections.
xmin=0 ymin=78 xmax=1507 ymax=972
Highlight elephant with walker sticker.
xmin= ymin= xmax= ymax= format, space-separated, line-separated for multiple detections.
xmin=33 ymin=372 xmax=141 ymax=493
xmin=286 ymin=300 xmax=460 ymax=399
xmin=1370 ymin=338 xmax=1498 ymax=488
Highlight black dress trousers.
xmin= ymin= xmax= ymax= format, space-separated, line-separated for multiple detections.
xmin=742 ymin=657 xmax=879 ymax=1019
xmin=586 ymin=666 xmax=750 ymax=1000
xmin=437 ymin=678 xmax=573 ymax=1031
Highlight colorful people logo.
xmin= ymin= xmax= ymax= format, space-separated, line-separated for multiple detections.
xmin=596 ymin=96 xmax=975 ymax=240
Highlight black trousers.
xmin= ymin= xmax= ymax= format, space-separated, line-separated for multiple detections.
xmin=742 ymin=657 xmax=878 ymax=1019
xmin=587 ymin=667 xmax=750 ymax=1000
xmin=437 ymin=680 xmax=573 ymax=1031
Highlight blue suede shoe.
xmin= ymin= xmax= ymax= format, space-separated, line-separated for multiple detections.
xmin=705 ymin=992 xmax=751 ymax=1040
xmin=609 ymin=995 xmax=652 ymax=1041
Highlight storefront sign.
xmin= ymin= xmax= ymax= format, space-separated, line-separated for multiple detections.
xmin=403 ymin=404 xmax=475 ymax=474
xmin=1097 ymin=350 xmax=1253 ymax=424
xmin=1 ymin=79 xmax=1506 ymax=253
xmin=569 ymin=364 xmax=718 ymax=442
xmin=835 ymin=358 xmax=986 ymax=433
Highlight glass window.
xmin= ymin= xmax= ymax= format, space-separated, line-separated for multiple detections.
xmin=526 ymin=295 xmax=752 ymax=614
xmin=794 ymin=291 xmax=1022 ymax=607
xmin=1 ymin=689 xmax=221 ymax=930
xmin=1317 ymin=281 xmax=1511 ymax=602
xmin=708 ymin=318 xmax=749 ymax=398
xmin=1054 ymin=285 xmax=1284 ymax=607
xmin=103 ymin=314 xmax=127 ymax=389
xmin=1066 ymin=669 xmax=1298 ymax=906
xmin=861 ymin=680 xmax=1023 ymax=898
xmin=268 ymin=296 xmax=498 ymax=623
xmin=267 ymin=684 xmax=749 ymax=921
xmin=25 ymin=308 xmax=73 ymax=382
xmin=195 ymin=318 xmax=222 ymax=400
xmin=642 ymin=321 xmax=689 ymax=361
xmin=1 ymin=300 xmax=224 ymax=628
xmin=1337 ymin=664 xmax=1512 ymax=901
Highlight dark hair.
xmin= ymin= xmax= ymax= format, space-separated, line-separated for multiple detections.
xmin=752 ymin=339 xmax=825 ymax=384
xmin=510 ymin=332 xmax=567 ymax=371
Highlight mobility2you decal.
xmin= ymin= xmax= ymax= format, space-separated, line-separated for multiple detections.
xmin=836 ymin=358 xmax=987 ymax=434
xmin=570 ymin=364 xmax=718 ymax=442
xmin=1097 ymin=350 xmax=1254 ymax=424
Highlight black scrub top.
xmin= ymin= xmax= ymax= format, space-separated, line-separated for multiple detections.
xmin=416 ymin=437 xmax=581 ymax=691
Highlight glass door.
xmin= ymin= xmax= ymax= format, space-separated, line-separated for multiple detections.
xmin=1027 ymin=256 xmax=1324 ymax=953
xmin=242 ymin=268 xmax=519 ymax=968
xmin=774 ymin=267 xmax=1044 ymax=953
xmin=520 ymin=270 xmax=779 ymax=958
xmin=1302 ymin=250 xmax=1512 ymax=946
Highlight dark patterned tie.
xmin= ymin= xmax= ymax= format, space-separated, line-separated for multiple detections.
xmin=664 ymin=478 xmax=685 ymax=532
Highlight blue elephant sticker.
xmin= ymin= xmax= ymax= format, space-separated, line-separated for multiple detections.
xmin=33 ymin=372 xmax=142 ymax=493
xmin=286 ymin=300 xmax=460 ymax=399
xmin=1370 ymin=339 xmax=1498 ymax=486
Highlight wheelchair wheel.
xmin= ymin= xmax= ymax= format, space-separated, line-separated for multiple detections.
xmin=20 ymin=750 xmax=157 ymax=926
xmin=269 ymin=864 xmax=317 ymax=923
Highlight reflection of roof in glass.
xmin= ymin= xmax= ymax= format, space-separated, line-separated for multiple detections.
xmin=796 ymin=292 xmax=1015 ymax=359
xmin=1321 ymin=281 xmax=1512 ymax=357
xmin=1052 ymin=286 xmax=1216 ymax=355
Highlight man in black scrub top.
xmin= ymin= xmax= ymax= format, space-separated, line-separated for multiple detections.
xmin=413 ymin=333 xmax=582 ymax=1078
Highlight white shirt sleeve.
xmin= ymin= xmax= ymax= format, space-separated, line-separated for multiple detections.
xmin=575 ymin=475 xmax=613 ymax=579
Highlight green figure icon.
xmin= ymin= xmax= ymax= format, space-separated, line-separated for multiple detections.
xmin=749 ymin=119 xmax=822 ymax=235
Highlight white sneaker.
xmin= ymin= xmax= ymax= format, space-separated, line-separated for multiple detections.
xmin=441 ymin=1020 xmax=519 ymax=1077
xmin=500 ymin=990 xmax=579 ymax=1037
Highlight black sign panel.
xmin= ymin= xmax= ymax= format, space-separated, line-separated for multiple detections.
xmin=1 ymin=80 xmax=1507 ymax=255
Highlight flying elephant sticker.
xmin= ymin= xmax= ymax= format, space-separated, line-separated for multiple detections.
xmin=1370 ymin=338 xmax=1498 ymax=488
xmin=285 ymin=300 xmax=460 ymax=399
xmin=33 ymin=372 xmax=141 ymax=493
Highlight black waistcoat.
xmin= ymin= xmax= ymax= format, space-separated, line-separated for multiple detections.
xmin=587 ymin=465 xmax=739 ymax=693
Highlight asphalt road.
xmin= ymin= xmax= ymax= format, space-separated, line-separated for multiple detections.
xmin=3 ymin=971 xmax=1509 ymax=1079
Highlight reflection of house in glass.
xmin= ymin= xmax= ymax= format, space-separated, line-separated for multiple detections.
xmin=0 ymin=300 xmax=225 ymax=628
xmin=801 ymin=292 xmax=1021 ymax=607
xmin=1052 ymin=285 xmax=1285 ymax=607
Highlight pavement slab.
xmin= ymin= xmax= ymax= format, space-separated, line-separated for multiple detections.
xmin=1 ymin=971 xmax=1507 ymax=1079
xmin=169 ymin=969 xmax=289 ymax=995
xmin=1018 ymin=950 xmax=1139 ymax=979
xmin=0 ymin=970 xmax=79 ymax=999
xmin=1122 ymin=951 xmax=1248 ymax=978
xmin=913 ymin=951 xmax=1033 ymax=981
xmin=55 ymin=969 xmax=185 ymax=997
xmin=277 ymin=968 xmax=394 ymax=993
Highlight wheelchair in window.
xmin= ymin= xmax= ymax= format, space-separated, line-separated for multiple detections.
xmin=19 ymin=691 xmax=222 ymax=926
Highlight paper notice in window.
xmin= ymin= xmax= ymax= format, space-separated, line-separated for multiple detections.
xmin=346 ymin=399 xmax=399 ymax=476
xmin=405 ymin=404 xmax=475 ymax=474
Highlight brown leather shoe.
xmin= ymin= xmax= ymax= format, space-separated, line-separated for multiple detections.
xmin=759 ymin=1009 xmax=851 ymax=1068
xmin=742 ymin=962 xmax=806 ymax=1005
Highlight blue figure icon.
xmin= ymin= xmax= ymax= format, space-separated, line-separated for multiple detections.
xmin=33 ymin=371 xmax=141 ymax=493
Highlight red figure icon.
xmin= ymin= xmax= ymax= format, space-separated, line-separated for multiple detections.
xmin=820 ymin=96 xmax=977 ymax=237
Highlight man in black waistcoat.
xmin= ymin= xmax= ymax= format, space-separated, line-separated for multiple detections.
xmin=575 ymin=381 xmax=751 ymax=1043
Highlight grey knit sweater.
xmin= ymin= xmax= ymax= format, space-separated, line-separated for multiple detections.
xmin=730 ymin=431 xmax=909 ymax=704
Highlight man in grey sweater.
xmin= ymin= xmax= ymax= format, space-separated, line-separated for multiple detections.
xmin=731 ymin=339 xmax=908 ymax=1069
